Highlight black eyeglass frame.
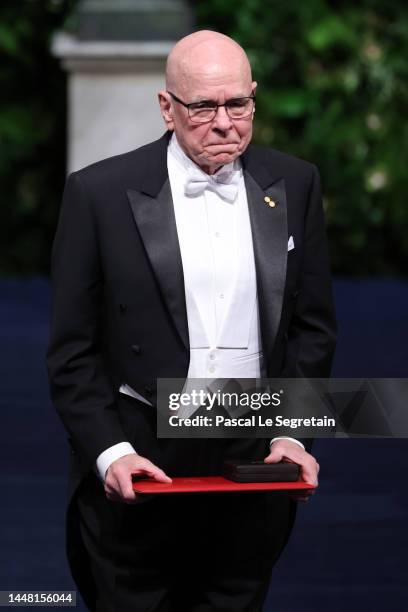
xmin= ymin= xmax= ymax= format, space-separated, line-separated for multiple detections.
xmin=167 ymin=91 xmax=256 ymax=123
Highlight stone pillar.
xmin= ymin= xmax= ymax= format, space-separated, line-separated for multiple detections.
xmin=52 ymin=0 xmax=193 ymax=173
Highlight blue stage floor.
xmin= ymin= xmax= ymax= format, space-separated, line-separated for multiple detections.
xmin=0 ymin=278 xmax=407 ymax=611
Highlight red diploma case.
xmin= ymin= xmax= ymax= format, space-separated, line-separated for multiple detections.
xmin=132 ymin=476 xmax=315 ymax=494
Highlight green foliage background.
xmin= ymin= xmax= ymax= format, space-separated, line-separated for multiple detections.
xmin=0 ymin=0 xmax=407 ymax=275
xmin=0 ymin=0 xmax=76 ymax=275
xmin=196 ymin=0 xmax=408 ymax=274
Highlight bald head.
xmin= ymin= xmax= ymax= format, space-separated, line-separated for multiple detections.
xmin=158 ymin=30 xmax=256 ymax=174
xmin=166 ymin=30 xmax=252 ymax=97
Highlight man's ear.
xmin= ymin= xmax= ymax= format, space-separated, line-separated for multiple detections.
xmin=158 ymin=91 xmax=174 ymax=130
xmin=251 ymin=81 xmax=257 ymax=115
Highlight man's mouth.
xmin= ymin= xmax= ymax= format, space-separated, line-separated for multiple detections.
xmin=203 ymin=143 xmax=240 ymax=152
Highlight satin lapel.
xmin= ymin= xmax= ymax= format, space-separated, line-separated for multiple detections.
xmin=127 ymin=180 xmax=189 ymax=351
xmin=244 ymin=170 xmax=288 ymax=362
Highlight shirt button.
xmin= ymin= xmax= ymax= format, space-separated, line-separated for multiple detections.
xmin=209 ymin=353 xmax=216 ymax=360
xmin=208 ymin=366 xmax=216 ymax=373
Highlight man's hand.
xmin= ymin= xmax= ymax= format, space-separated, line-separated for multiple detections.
xmin=264 ymin=439 xmax=320 ymax=487
xmin=104 ymin=453 xmax=172 ymax=504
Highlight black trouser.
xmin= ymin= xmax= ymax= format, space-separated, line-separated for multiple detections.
xmin=75 ymin=470 xmax=294 ymax=612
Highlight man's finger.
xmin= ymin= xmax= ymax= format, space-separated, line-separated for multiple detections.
xmin=297 ymin=456 xmax=319 ymax=486
xmin=135 ymin=466 xmax=172 ymax=483
xmin=264 ymin=447 xmax=301 ymax=465
xmin=130 ymin=458 xmax=172 ymax=484
xmin=264 ymin=442 xmax=319 ymax=486
xmin=104 ymin=454 xmax=172 ymax=503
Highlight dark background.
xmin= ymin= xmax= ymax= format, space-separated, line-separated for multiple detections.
xmin=1 ymin=0 xmax=408 ymax=275
xmin=0 ymin=1 xmax=407 ymax=610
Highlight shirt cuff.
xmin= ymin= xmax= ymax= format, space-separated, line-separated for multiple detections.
xmin=96 ymin=442 xmax=137 ymax=481
xmin=270 ymin=437 xmax=305 ymax=450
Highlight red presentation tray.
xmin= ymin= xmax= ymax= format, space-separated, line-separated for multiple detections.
xmin=132 ymin=476 xmax=315 ymax=494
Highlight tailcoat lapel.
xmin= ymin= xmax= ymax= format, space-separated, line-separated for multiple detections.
xmin=242 ymin=155 xmax=288 ymax=363
xmin=127 ymin=134 xmax=189 ymax=351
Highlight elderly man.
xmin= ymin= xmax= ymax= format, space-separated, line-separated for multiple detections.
xmin=47 ymin=30 xmax=336 ymax=612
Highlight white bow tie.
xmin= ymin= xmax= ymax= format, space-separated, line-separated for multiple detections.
xmin=184 ymin=166 xmax=240 ymax=203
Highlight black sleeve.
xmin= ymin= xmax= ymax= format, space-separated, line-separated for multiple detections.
xmin=284 ymin=165 xmax=337 ymax=452
xmin=46 ymin=172 xmax=127 ymax=468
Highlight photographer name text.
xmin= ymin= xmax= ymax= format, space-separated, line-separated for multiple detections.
xmin=168 ymin=415 xmax=335 ymax=429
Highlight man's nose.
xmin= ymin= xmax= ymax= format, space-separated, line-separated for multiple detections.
xmin=212 ymin=105 xmax=233 ymax=130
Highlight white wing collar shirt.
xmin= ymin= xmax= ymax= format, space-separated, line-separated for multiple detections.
xmin=96 ymin=134 xmax=303 ymax=479
xmin=168 ymin=133 xmax=263 ymax=381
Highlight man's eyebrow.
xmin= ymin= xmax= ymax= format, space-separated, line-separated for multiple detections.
xmin=189 ymin=97 xmax=217 ymax=105
xmin=190 ymin=93 xmax=251 ymax=104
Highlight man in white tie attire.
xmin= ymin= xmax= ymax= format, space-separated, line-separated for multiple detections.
xmin=47 ymin=30 xmax=336 ymax=612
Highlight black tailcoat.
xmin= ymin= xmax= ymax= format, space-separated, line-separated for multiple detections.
xmin=46 ymin=132 xmax=336 ymax=608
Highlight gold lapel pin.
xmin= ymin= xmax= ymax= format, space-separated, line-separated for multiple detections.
xmin=264 ymin=196 xmax=276 ymax=208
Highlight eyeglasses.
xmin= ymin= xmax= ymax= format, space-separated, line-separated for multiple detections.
xmin=167 ymin=91 xmax=256 ymax=123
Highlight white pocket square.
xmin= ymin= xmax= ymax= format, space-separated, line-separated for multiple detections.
xmin=119 ymin=383 xmax=153 ymax=406
xmin=288 ymin=236 xmax=295 ymax=251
